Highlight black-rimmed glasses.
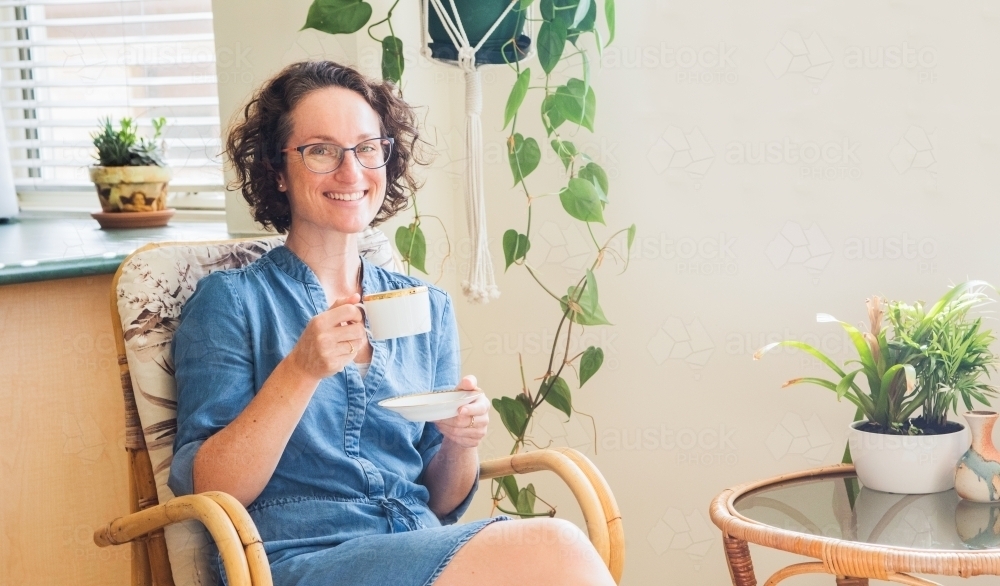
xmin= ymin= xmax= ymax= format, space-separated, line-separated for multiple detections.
xmin=282 ymin=137 xmax=394 ymax=174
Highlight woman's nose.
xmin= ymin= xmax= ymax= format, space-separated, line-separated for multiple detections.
xmin=334 ymin=150 xmax=364 ymax=182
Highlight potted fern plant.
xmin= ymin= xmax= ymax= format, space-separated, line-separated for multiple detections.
xmin=89 ymin=117 xmax=173 ymax=227
xmin=756 ymin=281 xmax=998 ymax=494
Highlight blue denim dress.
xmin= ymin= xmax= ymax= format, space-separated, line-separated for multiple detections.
xmin=167 ymin=245 xmax=508 ymax=586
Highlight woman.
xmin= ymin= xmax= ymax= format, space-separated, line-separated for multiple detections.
xmin=168 ymin=60 xmax=615 ymax=586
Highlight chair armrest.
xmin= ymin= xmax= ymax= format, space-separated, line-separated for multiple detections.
xmin=94 ymin=492 xmax=272 ymax=586
xmin=479 ymin=448 xmax=624 ymax=583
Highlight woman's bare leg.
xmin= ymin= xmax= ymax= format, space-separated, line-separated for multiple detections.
xmin=433 ymin=518 xmax=616 ymax=586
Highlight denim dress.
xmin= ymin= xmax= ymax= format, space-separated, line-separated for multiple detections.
xmin=167 ymin=245 xmax=509 ymax=586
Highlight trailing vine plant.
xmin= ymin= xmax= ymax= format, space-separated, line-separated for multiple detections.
xmin=490 ymin=0 xmax=633 ymax=519
xmin=302 ymin=0 xmax=442 ymax=278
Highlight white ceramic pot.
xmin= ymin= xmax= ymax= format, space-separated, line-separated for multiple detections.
xmin=848 ymin=421 xmax=970 ymax=494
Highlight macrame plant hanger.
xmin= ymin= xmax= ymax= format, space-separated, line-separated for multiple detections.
xmin=420 ymin=0 xmax=535 ymax=303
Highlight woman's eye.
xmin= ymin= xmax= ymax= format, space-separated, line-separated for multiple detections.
xmin=357 ymin=144 xmax=375 ymax=153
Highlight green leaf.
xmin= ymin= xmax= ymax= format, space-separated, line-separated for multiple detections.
xmin=578 ymin=161 xmax=608 ymax=203
xmin=560 ymin=269 xmax=611 ymax=326
xmin=540 ymin=0 xmax=577 ymax=26
xmin=516 ymin=484 xmax=537 ymax=517
xmin=394 ymin=223 xmax=427 ymax=274
xmin=508 ymin=133 xmax=541 ymax=185
xmin=571 ymin=0 xmax=592 ymax=27
xmin=500 ymin=475 xmax=520 ymax=507
xmin=627 ymin=224 xmax=636 ymax=252
xmin=504 ymin=68 xmax=531 ymax=130
xmin=541 ymin=376 xmax=572 ymax=418
xmin=541 ymin=94 xmax=566 ymax=135
xmin=537 ymin=20 xmax=568 ymax=75
xmin=380 ymin=35 xmax=404 ymax=84
xmin=553 ymin=78 xmax=596 ymax=132
xmin=302 ymin=0 xmax=372 ymax=34
xmin=579 ymin=346 xmax=604 ymax=386
xmin=571 ymin=0 xmax=597 ymax=32
xmin=520 ymin=0 xmax=535 ymax=7
xmin=492 ymin=396 xmax=529 ymax=437
xmin=502 ymin=229 xmax=531 ymax=270
xmin=559 ymin=177 xmax=605 ymax=223
xmin=551 ymin=140 xmax=577 ymax=171
xmin=604 ymin=0 xmax=615 ymax=46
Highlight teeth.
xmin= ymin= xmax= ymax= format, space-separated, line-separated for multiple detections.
xmin=324 ymin=191 xmax=366 ymax=201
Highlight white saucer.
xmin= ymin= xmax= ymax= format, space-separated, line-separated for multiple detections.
xmin=378 ymin=390 xmax=483 ymax=422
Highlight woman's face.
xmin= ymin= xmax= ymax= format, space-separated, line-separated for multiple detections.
xmin=278 ymin=86 xmax=387 ymax=236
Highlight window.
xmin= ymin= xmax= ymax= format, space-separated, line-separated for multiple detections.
xmin=0 ymin=0 xmax=224 ymax=209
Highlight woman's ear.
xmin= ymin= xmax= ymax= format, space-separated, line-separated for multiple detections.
xmin=276 ymin=171 xmax=287 ymax=192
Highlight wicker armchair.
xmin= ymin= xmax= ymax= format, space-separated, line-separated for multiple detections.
xmin=92 ymin=236 xmax=625 ymax=586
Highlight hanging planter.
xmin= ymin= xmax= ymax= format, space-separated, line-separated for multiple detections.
xmin=425 ymin=0 xmax=531 ymax=65
xmin=417 ymin=0 xmax=536 ymax=302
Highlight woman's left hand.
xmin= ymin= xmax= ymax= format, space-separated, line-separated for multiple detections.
xmin=434 ymin=375 xmax=489 ymax=449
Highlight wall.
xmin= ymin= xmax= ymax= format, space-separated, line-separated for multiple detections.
xmin=211 ymin=1 xmax=1000 ymax=585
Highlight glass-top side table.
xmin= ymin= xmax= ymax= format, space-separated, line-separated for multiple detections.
xmin=709 ymin=464 xmax=1000 ymax=586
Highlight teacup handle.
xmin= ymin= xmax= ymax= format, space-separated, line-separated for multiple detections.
xmin=353 ymin=302 xmax=374 ymax=339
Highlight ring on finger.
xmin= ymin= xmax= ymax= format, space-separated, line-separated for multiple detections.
xmin=347 ymin=340 xmax=355 ymax=354
xmin=467 ymin=415 xmax=476 ymax=428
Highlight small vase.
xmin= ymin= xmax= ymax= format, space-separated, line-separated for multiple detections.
xmin=955 ymin=411 xmax=1000 ymax=502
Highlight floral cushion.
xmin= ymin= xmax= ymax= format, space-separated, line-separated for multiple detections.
xmin=115 ymin=229 xmax=400 ymax=586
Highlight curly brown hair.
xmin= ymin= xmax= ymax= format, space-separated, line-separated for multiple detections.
xmin=225 ymin=61 xmax=425 ymax=233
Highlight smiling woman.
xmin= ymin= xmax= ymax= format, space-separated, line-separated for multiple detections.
xmin=172 ymin=60 xmax=617 ymax=586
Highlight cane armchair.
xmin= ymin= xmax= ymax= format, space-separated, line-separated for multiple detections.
xmin=93 ymin=233 xmax=625 ymax=586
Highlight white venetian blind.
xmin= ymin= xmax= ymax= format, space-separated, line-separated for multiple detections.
xmin=0 ymin=0 xmax=224 ymax=194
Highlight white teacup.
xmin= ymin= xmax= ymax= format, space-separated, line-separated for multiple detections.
xmin=358 ymin=286 xmax=431 ymax=340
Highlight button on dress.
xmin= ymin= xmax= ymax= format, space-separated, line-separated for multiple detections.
xmin=168 ymin=245 xmax=509 ymax=586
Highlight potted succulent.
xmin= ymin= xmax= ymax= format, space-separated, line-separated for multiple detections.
xmin=756 ymin=281 xmax=998 ymax=494
xmin=90 ymin=116 xmax=171 ymax=214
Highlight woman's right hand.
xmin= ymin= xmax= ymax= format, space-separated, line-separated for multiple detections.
xmin=287 ymin=293 xmax=366 ymax=382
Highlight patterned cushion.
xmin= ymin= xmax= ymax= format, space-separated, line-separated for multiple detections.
xmin=115 ymin=229 xmax=400 ymax=586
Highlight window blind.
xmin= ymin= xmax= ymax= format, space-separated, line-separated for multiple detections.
xmin=0 ymin=0 xmax=224 ymax=195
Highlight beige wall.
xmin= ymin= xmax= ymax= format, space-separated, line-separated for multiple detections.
xmin=0 ymin=275 xmax=131 ymax=586
xmin=211 ymin=2 xmax=1000 ymax=585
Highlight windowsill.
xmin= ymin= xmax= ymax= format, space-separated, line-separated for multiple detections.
xmin=0 ymin=211 xmax=233 ymax=286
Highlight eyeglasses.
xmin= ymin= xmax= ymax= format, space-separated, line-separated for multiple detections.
xmin=282 ymin=137 xmax=395 ymax=174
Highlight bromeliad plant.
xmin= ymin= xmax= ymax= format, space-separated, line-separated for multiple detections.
xmin=755 ymin=281 xmax=998 ymax=452
xmin=490 ymin=0 xmax=628 ymax=519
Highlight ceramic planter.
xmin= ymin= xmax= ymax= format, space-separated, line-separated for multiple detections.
xmin=955 ymin=410 xmax=1000 ymax=502
xmin=848 ymin=421 xmax=970 ymax=494
xmin=89 ymin=165 xmax=171 ymax=212
xmin=427 ymin=0 xmax=530 ymax=65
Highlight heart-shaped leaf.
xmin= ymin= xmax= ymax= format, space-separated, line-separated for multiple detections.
xmin=381 ymin=35 xmax=404 ymax=84
xmin=541 ymin=376 xmax=572 ymax=419
xmin=559 ymin=177 xmax=605 ymax=223
xmin=508 ymin=133 xmax=540 ymax=185
xmin=504 ymin=68 xmax=531 ymax=129
xmin=560 ymin=269 xmax=611 ymax=326
xmin=580 ymin=346 xmax=604 ymax=386
xmin=302 ymin=0 xmax=372 ymax=35
xmin=503 ymin=229 xmax=531 ymax=270
xmin=395 ymin=223 xmax=426 ymax=274
xmin=578 ymin=161 xmax=608 ymax=203
xmin=537 ymin=20 xmax=567 ymax=75
xmin=541 ymin=94 xmax=566 ymax=135
xmin=493 ymin=396 xmax=529 ymax=437
xmin=551 ymin=140 xmax=578 ymax=171
xmin=516 ymin=484 xmax=537 ymax=517
xmin=553 ymin=78 xmax=595 ymax=131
